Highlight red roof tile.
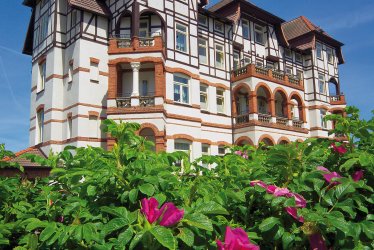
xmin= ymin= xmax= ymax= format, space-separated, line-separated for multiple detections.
xmin=2 ymin=147 xmax=47 ymax=167
xmin=68 ymin=0 xmax=111 ymax=17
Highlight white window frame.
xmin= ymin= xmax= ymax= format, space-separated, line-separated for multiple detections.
xmin=242 ymin=19 xmax=250 ymax=39
xmin=36 ymin=109 xmax=44 ymax=144
xmin=214 ymin=20 xmax=224 ymax=33
xmin=176 ymin=23 xmax=188 ymax=53
xmin=200 ymin=84 xmax=208 ymax=110
xmin=216 ymin=88 xmax=225 ymax=114
xmin=316 ymin=43 xmax=323 ymax=59
xmin=243 ymin=56 xmax=251 ymax=66
xmin=326 ymin=47 xmax=334 ymax=64
xmin=254 ymin=24 xmax=265 ymax=45
xmin=233 ymin=51 xmax=240 ymax=69
xmin=284 ymin=49 xmax=292 ymax=59
xmin=174 ymin=139 xmax=192 ymax=164
xmin=256 ymin=60 xmax=264 ymax=67
xmin=39 ymin=13 xmax=49 ymax=43
xmin=198 ymin=14 xmax=208 ymax=27
xmin=198 ymin=38 xmax=208 ymax=65
xmin=318 ymin=74 xmax=326 ymax=94
xmin=295 ymin=53 xmax=302 ymax=63
xmin=173 ymin=74 xmax=189 ymax=104
xmin=215 ymin=44 xmax=225 ymax=69
xmin=38 ymin=61 xmax=46 ymax=93
xmin=285 ymin=66 xmax=293 ymax=75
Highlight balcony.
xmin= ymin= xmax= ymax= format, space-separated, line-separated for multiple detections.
xmin=329 ymin=94 xmax=346 ymax=105
xmin=108 ymin=34 xmax=165 ymax=55
xmin=258 ymin=113 xmax=271 ymax=124
xmin=276 ymin=117 xmax=288 ymax=126
xmin=236 ymin=113 xmax=250 ymax=124
xmin=232 ymin=64 xmax=304 ymax=90
xmin=116 ymin=95 xmax=156 ymax=109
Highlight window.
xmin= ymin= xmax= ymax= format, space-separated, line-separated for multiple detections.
xmin=318 ymin=74 xmax=325 ymax=94
xmin=67 ymin=116 xmax=72 ymax=139
xmin=266 ymin=61 xmax=274 ymax=69
xmin=242 ymin=19 xmax=250 ymax=39
xmin=198 ymin=38 xmax=208 ymax=65
xmin=233 ymin=51 xmax=240 ymax=69
xmin=71 ymin=10 xmax=77 ymax=27
xmin=89 ymin=115 xmax=99 ymax=138
xmin=68 ymin=63 xmax=73 ymax=83
xmin=36 ymin=109 xmax=44 ymax=144
xmin=202 ymin=144 xmax=210 ymax=156
xmin=214 ymin=21 xmax=224 ymax=32
xmin=218 ymin=145 xmax=226 ymax=156
xmin=176 ymin=23 xmax=188 ymax=52
xmin=40 ymin=0 xmax=49 ymax=7
xmin=285 ymin=66 xmax=293 ymax=75
xmin=90 ymin=62 xmax=99 ymax=82
xmin=216 ymin=88 xmax=225 ymax=114
xmin=198 ymin=14 xmax=208 ymax=26
xmin=243 ymin=57 xmax=251 ymax=66
xmin=320 ymin=109 xmax=327 ymax=128
xmin=296 ymin=70 xmax=303 ymax=79
xmin=326 ymin=47 xmax=334 ymax=64
xmin=295 ymin=53 xmax=302 ymax=63
xmin=139 ymin=19 xmax=149 ymax=38
xmin=141 ymin=80 xmax=148 ymax=96
xmin=200 ymin=84 xmax=208 ymax=110
xmin=174 ymin=140 xmax=191 ymax=165
xmin=284 ymin=49 xmax=292 ymax=59
xmin=38 ymin=61 xmax=46 ymax=92
xmin=215 ymin=44 xmax=224 ymax=69
xmin=256 ymin=60 xmax=263 ymax=67
xmin=316 ymin=43 xmax=323 ymax=59
xmin=39 ymin=13 xmax=49 ymax=43
xmin=173 ymin=75 xmax=189 ymax=104
xmin=254 ymin=24 xmax=265 ymax=44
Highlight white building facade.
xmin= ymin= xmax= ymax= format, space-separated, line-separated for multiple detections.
xmin=23 ymin=0 xmax=346 ymax=158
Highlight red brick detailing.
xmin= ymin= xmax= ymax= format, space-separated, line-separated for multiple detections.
xmin=90 ymin=57 xmax=100 ymax=64
xmin=167 ymin=134 xmax=194 ymax=142
xmin=165 ymin=67 xmax=200 ymax=80
xmin=201 ymin=122 xmax=232 ymax=129
xmin=107 ymin=106 xmax=164 ymax=115
xmin=155 ymin=62 xmax=165 ymax=98
xmin=137 ymin=123 xmax=165 ymax=152
xmin=99 ymin=71 xmax=109 ymax=77
xmin=232 ymin=64 xmax=304 ymax=91
xmin=329 ymin=94 xmax=346 ymax=105
xmin=289 ymin=91 xmax=306 ymax=122
xmin=308 ymin=105 xmax=330 ymax=111
xmin=258 ymin=134 xmax=276 ymax=146
xmin=273 ymin=87 xmax=290 ymax=119
xmin=88 ymin=111 xmax=99 ymax=117
xmin=277 ymin=136 xmax=291 ymax=144
xmin=232 ymin=83 xmax=252 ymax=116
xmin=36 ymin=104 xmax=44 ymax=112
xmin=235 ymin=136 xmax=254 ymax=146
xmin=216 ymin=141 xmax=232 ymax=146
xmin=234 ymin=120 xmax=308 ymax=134
xmin=73 ymin=67 xmax=90 ymax=74
xmin=199 ymin=79 xmax=230 ymax=90
xmin=67 ymin=112 xmax=72 ymax=118
xmin=46 ymin=74 xmax=64 ymax=82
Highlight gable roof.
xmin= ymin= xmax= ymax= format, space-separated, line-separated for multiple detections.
xmin=2 ymin=147 xmax=47 ymax=168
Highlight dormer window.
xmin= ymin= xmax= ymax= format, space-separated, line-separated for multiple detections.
xmin=214 ymin=21 xmax=224 ymax=33
xmin=254 ymin=24 xmax=265 ymax=45
xmin=316 ymin=43 xmax=323 ymax=59
xmin=198 ymin=14 xmax=208 ymax=27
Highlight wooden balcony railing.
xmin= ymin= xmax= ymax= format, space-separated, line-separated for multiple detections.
xmin=330 ymin=94 xmax=346 ymax=105
xmin=231 ymin=64 xmax=304 ymax=90
xmin=109 ymin=34 xmax=164 ymax=55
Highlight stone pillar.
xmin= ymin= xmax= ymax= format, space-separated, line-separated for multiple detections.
xmin=108 ymin=64 xmax=118 ymax=99
xmin=249 ymin=91 xmax=257 ymax=114
xmin=269 ymin=98 xmax=275 ymax=117
xmin=131 ymin=62 xmax=141 ymax=97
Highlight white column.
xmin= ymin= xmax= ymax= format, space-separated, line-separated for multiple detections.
xmin=131 ymin=62 xmax=141 ymax=96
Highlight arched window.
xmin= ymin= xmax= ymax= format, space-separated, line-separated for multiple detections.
xmin=140 ymin=128 xmax=156 ymax=151
xmin=274 ymin=91 xmax=287 ymax=118
xmin=257 ymin=87 xmax=270 ymax=115
xmin=328 ymin=78 xmax=340 ymax=97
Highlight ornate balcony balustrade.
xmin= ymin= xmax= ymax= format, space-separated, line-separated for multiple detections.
xmin=292 ymin=120 xmax=303 ymax=128
xmin=109 ymin=34 xmax=164 ymax=54
xmin=330 ymin=94 xmax=346 ymax=105
xmin=258 ymin=113 xmax=271 ymax=124
xmin=276 ymin=117 xmax=288 ymax=126
xmin=116 ymin=97 xmax=131 ymax=108
xmin=231 ymin=64 xmax=304 ymax=90
xmin=235 ymin=113 xmax=250 ymax=124
xmin=139 ymin=96 xmax=155 ymax=107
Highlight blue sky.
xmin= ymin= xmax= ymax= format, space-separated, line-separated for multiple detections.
xmin=0 ymin=0 xmax=373 ymax=152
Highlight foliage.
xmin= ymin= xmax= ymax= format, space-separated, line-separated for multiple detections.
xmin=0 ymin=107 xmax=373 ymax=249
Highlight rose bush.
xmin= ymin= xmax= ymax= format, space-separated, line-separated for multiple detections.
xmin=0 ymin=106 xmax=373 ymax=249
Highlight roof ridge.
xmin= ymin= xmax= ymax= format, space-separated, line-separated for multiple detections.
xmin=300 ymin=16 xmax=317 ymax=31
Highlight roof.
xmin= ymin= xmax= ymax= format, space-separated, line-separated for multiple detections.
xmin=23 ymin=0 xmax=111 ymax=17
xmin=2 ymin=147 xmax=47 ymax=168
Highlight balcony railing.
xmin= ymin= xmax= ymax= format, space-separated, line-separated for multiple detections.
xmin=330 ymin=94 xmax=346 ymax=105
xmin=231 ymin=64 xmax=304 ymax=89
xmin=116 ymin=97 xmax=131 ymax=108
xmin=276 ymin=117 xmax=288 ymax=126
xmin=258 ymin=113 xmax=271 ymax=124
xmin=292 ymin=120 xmax=303 ymax=128
xmin=109 ymin=34 xmax=164 ymax=54
xmin=236 ymin=113 xmax=250 ymax=124
xmin=139 ymin=96 xmax=155 ymax=107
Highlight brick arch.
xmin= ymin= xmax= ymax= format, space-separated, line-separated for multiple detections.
xmin=138 ymin=123 xmax=165 ymax=152
xmin=329 ymin=107 xmax=345 ymax=114
xmin=273 ymin=87 xmax=290 ymax=118
xmin=296 ymin=139 xmax=304 ymax=143
xmin=139 ymin=8 xmax=167 ymax=47
xmin=289 ymin=91 xmax=306 ymax=122
xmin=108 ymin=57 xmax=163 ymax=66
xmin=172 ymin=134 xmax=194 ymax=142
xmin=258 ymin=134 xmax=275 ymax=146
xmin=277 ymin=136 xmax=291 ymax=145
xmin=235 ymin=136 xmax=254 ymax=146
xmin=216 ymin=141 xmax=231 ymax=146
xmin=255 ymin=82 xmax=273 ymax=115
xmin=232 ymin=83 xmax=252 ymax=116
xmin=36 ymin=104 xmax=45 ymax=112
xmin=115 ymin=10 xmax=132 ymax=34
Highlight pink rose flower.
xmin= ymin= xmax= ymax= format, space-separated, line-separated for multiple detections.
xmin=159 ymin=202 xmax=184 ymax=227
xmin=141 ymin=197 xmax=162 ymax=224
xmin=285 ymin=207 xmax=304 ymax=223
xmin=217 ymin=226 xmax=260 ymax=250
xmin=309 ymin=233 xmax=327 ymax=250
xmin=250 ymin=180 xmax=267 ymax=189
xmin=317 ymin=166 xmax=342 ymax=185
xmin=331 ymin=143 xmax=347 ymax=155
xmin=352 ymin=170 xmax=364 ymax=182
xmin=273 ymin=187 xmax=291 ymax=197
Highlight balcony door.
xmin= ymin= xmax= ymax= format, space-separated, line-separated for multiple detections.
xmin=139 ymin=19 xmax=149 ymax=38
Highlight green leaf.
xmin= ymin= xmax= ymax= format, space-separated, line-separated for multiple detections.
xmin=259 ymin=217 xmax=280 ymax=232
xmin=154 ymin=193 xmax=167 ymax=205
xmin=139 ymin=183 xmax=155 ymax=196
xmin=340 ymin=158 xmax=358 ymax=171
xmin=129 ymin=189 xmax=138 ymax=204
xmin=271 ymin=197 xmax=286 ymax=207
xmin=129 ymin=231 xmax=144 ymax=250
xmin=103 ymin=218 xmax=129 ymax=236
xmin=282 ymin=232 xmax=294 ymax=249
xmin=361 ymin=221 xmax=374 ymax=240
xmin=335 ymin=182 xmax=355 ymax=200
xmin=117 ymin=227 xmax=133 ymax=247
xmin=82 ymin=223 xmax=97 ymax=242
xmin=150 ymin=226 xmax=176 ymax=250
xmin=27 ymin=234 xmax=38 ymax=250
xmin=39 ymin=225 xmax=55 ymax=242
xmin=183 ymin=213 xmax=213 ymax=231
xmin=194 ymin=201 xmax=229 ymax=215
xmin=25 ymin=219 xmax=48 ymax=231
xmin=87 ymin=185 xmax=97 ymax=196
xmin=177 ymin=228 xmax=194 ymax=247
